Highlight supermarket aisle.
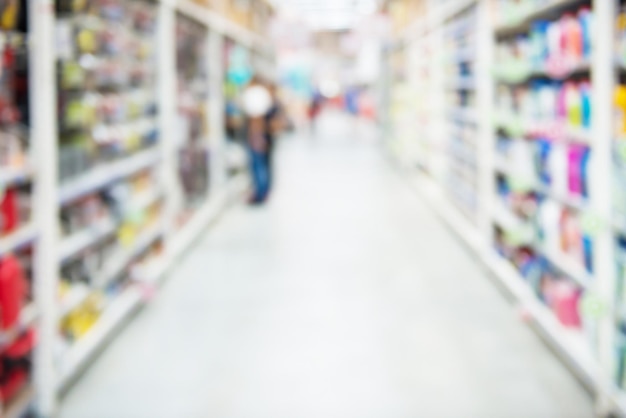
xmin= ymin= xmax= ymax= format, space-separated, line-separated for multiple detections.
xmin=60 ymin=113 xmax=593 ymax=418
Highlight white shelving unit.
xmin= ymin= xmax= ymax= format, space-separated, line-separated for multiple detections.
xmin=387 ymin=0 xmax=626 ymax=416
xmin=0 ymin=0 xmax=272 ymax=416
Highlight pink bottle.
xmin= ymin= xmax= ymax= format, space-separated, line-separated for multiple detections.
xmin=567 ymin=145 xmax=584 ymax=196
xmin=552 ymin=282 xmax=582 ymax=328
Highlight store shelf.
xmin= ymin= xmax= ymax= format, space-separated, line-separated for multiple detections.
xmin=447 ymin=76 xmax=476 ymax=91
xmin=59 ymin=285 xmax=91 ymax=318
xmin=495 ymin=0 xmax=589 ymax=37
xmin=614 ymin=216 xmax=626 ymax=237
xmin=176 ymin=0 xmax=267 ymax=52
xmin=495 ymin=60 xmax=591 ymax=84
xmin=93 ymin=221 xmax=164 ymax=289
xmin=59 ymin=218 xmax=117 ymax=263
xmin=435 ymin=0 xmax=477 ymax=26
xmin=58 ymin=286 xmax=143 ymax=391
xmin=0 ymin=166 xmax=32 ymax=187
xmin=534 ymin=184 xmax=589 ymax=211
xmin=494 ymin=157 xmax=516 ymax=176
xmin=132 ymin=188 xmax=162 ymax=210
xmin=4 ymin=386 xmax=34 ymax=418
xmin=0 ymin=304 xmax=38 ymax=350
xmin=452 ymin=46 xmax=476 ymax=63
xmin=407 ymin=171 xmax=598 ymax=389
xmin=56 ymin=176 xmax=248 ymax=397
xmin=168 ymin=173 xmax=249 ymax=261
xmin=59 ymin=148 xmax=160 ymax=205
xmin=492 ymin=202 xmax=527 ymax=230
xmin=408 ymin=173 xmax=483 ymax=249
xmin=496 ymin=114 xmax=592 ymax=145
xmin=538 ymin=245 xmax=593 ymax=288
xmin=0 ymin=224 xmax=37 ymax=257
xmin=484 ymin=251 xmax=597 ymax=390
xmin=449 ymin=107 xmax=478 ymax=124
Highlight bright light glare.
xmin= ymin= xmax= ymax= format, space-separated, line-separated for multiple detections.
xmin=272 ymin=0 xmax=379 ymax=30
xmin=357 ymin=0 xmax=377 ymax=15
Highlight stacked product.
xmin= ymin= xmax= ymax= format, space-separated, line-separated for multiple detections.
xmin=175 ymin=14 xmax=210 ymax=224
xmin=0 ymin=0 xmax=36 ymax=410
xmin=444 ymin=6 xmax=479 ymax=221
xmin=613 ymin=2 xmax=626 ymax=390
xmin=493 ymin=0 xmax=595 ymax=347
xmin=224 ymin=38 xmax=252 ymax=175
xmin=54 ymin=0 xmax=164 ymax=377
xmin=56 ymin=0 xmax=159 ymax=181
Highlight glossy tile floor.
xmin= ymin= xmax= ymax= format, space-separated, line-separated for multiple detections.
xmin=60 ymin=113 xmax=594 ymax=418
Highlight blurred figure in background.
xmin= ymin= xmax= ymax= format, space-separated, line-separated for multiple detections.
xmin=264 ymin=83 xmax=286 ymax=197
xmin=308 ymin=89 xmax=323 ymax=134
xmin=345 ymin=85 xmax=360 ymax=118
xmin=242 ymin=76 xmax=272 ymax=204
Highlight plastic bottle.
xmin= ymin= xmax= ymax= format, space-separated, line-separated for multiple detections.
xmin=549 ymin=144 xmax=568 ymax=196
xmin=580 ymin=81 xmax=592 ymax=129
xmin=565 ymin=82 xmax=582 ymax=127
xmin=539 ymin=200 xmax=561 ymax=251
xmin=578 ymin=7 xmax=593 ymax=59
xmin=615 ymin=84 xmax=626 ymax=136
xmin=562 ymin=13 xmax=583 ymax=61
xmin=547 ymin=19 xmax=562 ymax=61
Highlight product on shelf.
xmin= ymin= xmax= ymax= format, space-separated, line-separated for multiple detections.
xmin=0 ymin=0 xmax=33 ymax=409
xmin=56 ymin=0 xmax=159 ymax=184
xmin=175 ymin=14 xmax=210 ymax=222
xmin=0 ymin=253 xmax=34 ymax=405
xmin=53 ymin=0 xmax=166 ymax=375
xmin=444 ymin=6 xmax=479 ymax=221
xmin=491 ymin=0 xmax=598 ymax=368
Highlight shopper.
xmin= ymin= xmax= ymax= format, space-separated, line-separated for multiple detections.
xmin=264 ymin=83 xmax=286 ymax=197
xmin=242 ymin=76 xmax=272 ymax=204
xmin=308 ymin=89 xmax=323 ymax=134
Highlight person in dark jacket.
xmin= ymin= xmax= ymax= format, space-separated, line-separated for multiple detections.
xmin=264 ymin=83 xmax=285 ymax=197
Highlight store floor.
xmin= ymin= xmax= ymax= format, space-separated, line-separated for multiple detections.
xmin=60 ymin=113 xmax=594 ymax=418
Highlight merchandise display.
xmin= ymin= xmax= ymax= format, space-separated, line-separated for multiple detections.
xmin=445 ymin=6 xmax=479 ymax=221
xmin=0 ymin=0 xmax=273 ymax=415
xmin=54 ymin=0 xmax=166 ymax=389
xmin=492 ymin=0 xmax=595 ymax=343
xmin=385 ymin=0 xmax=626 ymax=416
xmin=0 ymin=0 xmax=36 ymax=414
xmin=175 ymin=14 xmax=210 ymax=224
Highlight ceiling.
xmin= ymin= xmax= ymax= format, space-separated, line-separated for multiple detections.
xmin=272 ymin=0 xmax=380 ymax=31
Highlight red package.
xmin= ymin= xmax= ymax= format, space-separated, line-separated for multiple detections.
xmin=4 ymin=328 xmax=34 ymax=358
xmin=0 ymin=188 xmax=19 ymax=234
xmin=0 ymin=256 xmax=27 ymax=330
xmin=0 ymin=368 xmax=26 ymax=402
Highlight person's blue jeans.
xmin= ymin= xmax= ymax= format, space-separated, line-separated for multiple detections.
xmin=249 ymin=149 xmax=270 ymax=202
